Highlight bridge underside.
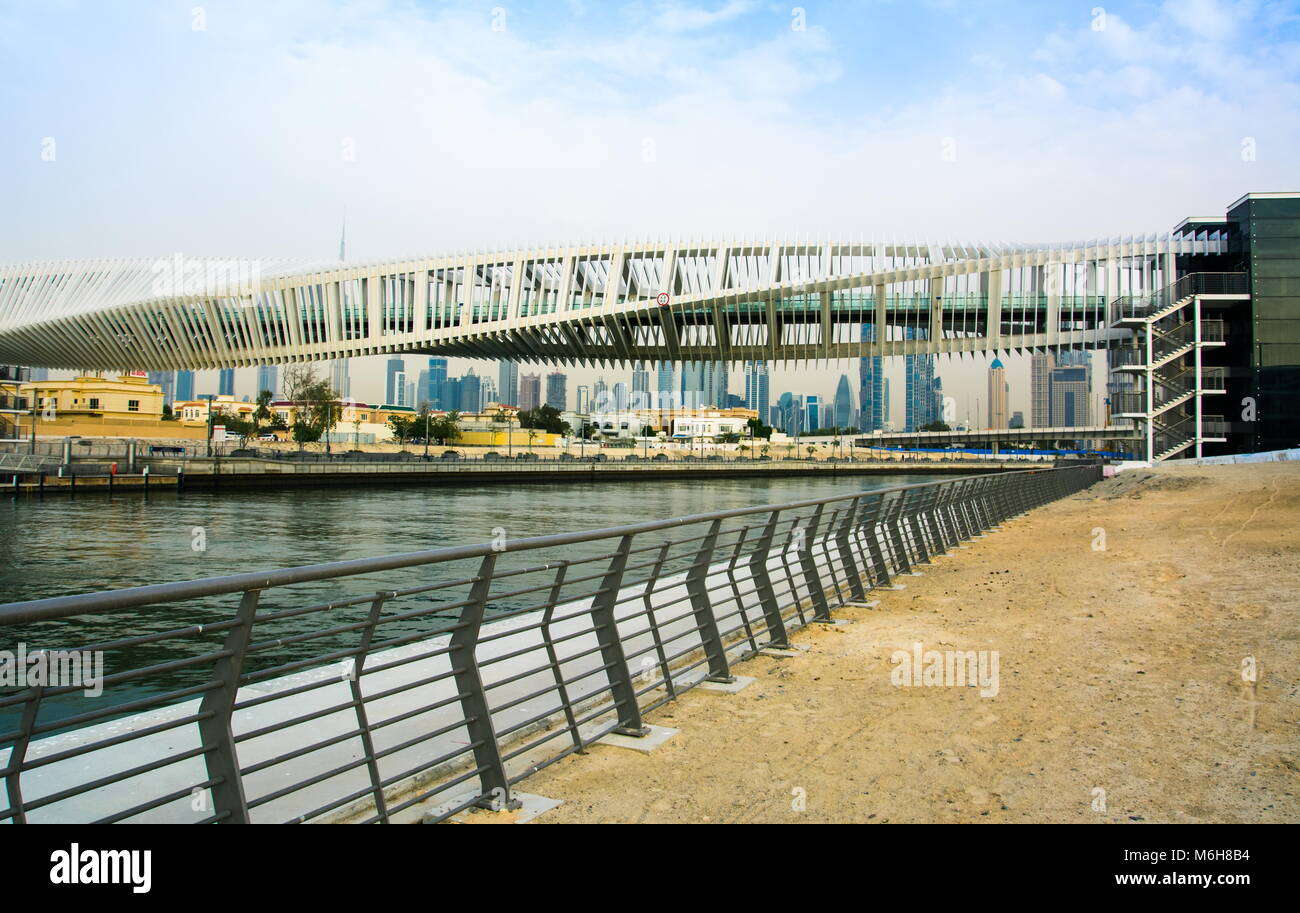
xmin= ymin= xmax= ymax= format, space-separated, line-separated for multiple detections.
xmin=0 ymin=236 xmax=1208 ymax=371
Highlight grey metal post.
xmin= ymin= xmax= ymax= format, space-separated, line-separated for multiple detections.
xmin=835 ymin=498 xmax=867 ymax=601
xmin=640 ymin=543 xmax=677 ymax=698
xmin=540 ymin=561 xmax=584 ymax=748
xmin=858 ymin=494 xmax=891 ymax=586
xmin=450 ymin=553 xmax=520 ymax=809
xmin=197 ymin=588 xmax=261 ymax=823
xmin=4 ymin=684 xmax=45 ymax=823
xmin=348 ymin=592 xmax=389 ymax=821
xmin=798 ymin=502 xmax=833 ymax=621
xmin=589 ymin=535 xmax=649 ymax=736
xmin=686 ymin=519 xmax=734 ymax=682
xmin=748 ymin=510 xmax=791 ymax=648
xmin=724 ymin=526 xmax=759 ymax=653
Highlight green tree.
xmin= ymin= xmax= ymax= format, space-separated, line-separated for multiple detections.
xmin=252 ymin=389 xmax=274 ymax=435
xmin=745 ymin=417 xmax=772 ymax=439
xmin=387 ymin=414 xmax=412 ymax=446
xmin=427 ymin=411 xmax=462 ymax=445
xmin=517 ymin=404 xmax=571 ymax=435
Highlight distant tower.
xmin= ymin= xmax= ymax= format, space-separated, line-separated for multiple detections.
xmin=498 ymin=360 xmax=519 ymax=406
xmin=833 ymin=374 xmax=853 ymax=429
xmin=859 ymin=324 xmax=884 ymax=431
xmin=744 ymin=361 xmax=770 ymax=424
xmin=256 ymin=365 xmax=279 ymax=399
xmin=988 ymin=358 xmax=1009 ymax=429
xmin=546 ymin=371 xmax=567 ymax=411
xmin=385 ymin=357 xmax=405 ymax=405
xmin=218 ymin=368 xmax=235 ymax=397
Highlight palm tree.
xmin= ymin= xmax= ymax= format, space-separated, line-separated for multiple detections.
xmin=527 ymin=428 xmax=538 ymax=454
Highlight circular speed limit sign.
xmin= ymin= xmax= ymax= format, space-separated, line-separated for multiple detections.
xmin=656 ymin=292 xmax=670 ymax=306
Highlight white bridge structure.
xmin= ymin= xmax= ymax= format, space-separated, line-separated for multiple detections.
xmin=0 ymin=234 xmax=1224 ymax=372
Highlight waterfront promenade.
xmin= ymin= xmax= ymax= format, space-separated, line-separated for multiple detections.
xmin=512 ymin=462 xmax=1299 ymax=824
xmin=1 ymin=452 xmax=1053 ymax=495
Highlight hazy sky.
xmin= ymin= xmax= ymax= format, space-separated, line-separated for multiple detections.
xmin=4 ymin=0 xmax=1299 ymax=418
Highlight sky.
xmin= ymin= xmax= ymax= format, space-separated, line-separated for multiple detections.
xmin=3 ymin=0 xmax=1299 ymax=420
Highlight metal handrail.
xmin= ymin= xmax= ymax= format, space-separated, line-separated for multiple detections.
xmin=1109 ymin=272 xmax=1248 ymax=322
xmin=0 ymin=465 xmax=1101 ymax=823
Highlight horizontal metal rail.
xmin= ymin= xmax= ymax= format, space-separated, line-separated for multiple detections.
xmin=0 ymin=464 xmax=1101 ymax=823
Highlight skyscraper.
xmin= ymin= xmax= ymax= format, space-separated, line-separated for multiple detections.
xmin=859 ymin=324 xmax=885 ymax=431
xmin=460 ymin=368 xmax=482 ymax=413
xmin=148 ymin=371 xmax=175 ymax=405
xmin=744 ymin=361 xmax=769 ymax=424
xmin=612 ymin=382 xmax=629 ymax=411
xmin=988 ymin=358 xmax=1009 ymax=429
xmin=218 ymin=368 xmax=234 ymax=397
xmin=1050 ymin=355 xmax=1092 ymax=427
xmin=428 ymin=358 xmax=447 ymax=409
xmin=904 ymin=327 xmax=938 ymax=431
xmin=804 ymin=394 xmax=821 ymax=432
xmin=416 ymin=369 xmax=429 ymax=407
xmin=175 ymin=370 xmax=195 ymax=402
xmin=519 ymin=374 xmax=541 ymax=411
xmin=256 ymin=365 xmax=279 ymax=399
xmin=393 ymin=370 xmax=408 ymax=406
xmin=329 ymin=360 xmax=350 ymax=399
xmin=656 ymin=362 xmax=675 ymax=406
xmin=441 ymin=377 xmax=462 ymax=413
xmin=775 ymin=392 xmax=803 ymax=435
xmin=498 ymin=360 xmax=519 ymax=406
xmin=545 ymin=371 xmax=567 ymax=411
xmin=631 ymin=361 xmax=650 ymax=405
xmin=833 ymin=374 xmax=853 ymax=429
xmin=1030 ymin=353 xmax=1052 ymax=428
xmin=385 ymin=357 xmax=405 ymax=405
xmin=1032 ymin=351 xmax=1093 ymax=428
xmin=681 ymin=361 xmax=726 ymax=408
xmin=576 ymin=385 xmax=590 ymax=413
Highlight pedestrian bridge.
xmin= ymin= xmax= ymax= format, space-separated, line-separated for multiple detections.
xmin=0 ymin=234 xmax=1218 ymax=371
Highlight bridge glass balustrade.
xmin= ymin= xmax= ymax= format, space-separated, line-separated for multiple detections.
xmin=0 ymin=466 xmax=1101 ymax=824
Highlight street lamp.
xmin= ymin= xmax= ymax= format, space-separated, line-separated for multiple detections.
xmin=199 ymin=393 xmax=218 ymax=457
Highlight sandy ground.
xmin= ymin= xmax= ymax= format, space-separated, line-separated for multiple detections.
xmin=478 ymin=461 xmax=1299 ymax=824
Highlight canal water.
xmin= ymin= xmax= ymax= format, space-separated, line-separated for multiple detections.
xmin=0 ymin=474 xmax=939 ymax=729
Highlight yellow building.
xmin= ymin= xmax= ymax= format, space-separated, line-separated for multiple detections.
xmin=24 ymin=374 xmax=164 ymax=422
xmin=175 ymin=396 xmax=257 ymax=425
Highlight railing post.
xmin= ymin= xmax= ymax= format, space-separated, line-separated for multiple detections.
xmin=798 ymin=503 xmax=833 ymax=621
xmin=197 ymin=588 xmax=260 ymax=823
xmin=687 ymin=519 xmax=734 ymax=682
xmin=3 ymin=684 xmax=45 ymax=823
xmin=882 ymin=490 xmax=912 ymax=575
xmin=835 ymin=497 xmax=867 ymax=602
xmin=639 ymin=543 xmax=677 ymax=699
xmin=348 ymin=592 xmax=389 ymax=821
xmin=724 ymin=527 xmax=759 ymax=654
xmin=748 ymin=510 xmax=792 ymax=649
xmin=902 ymin=489 xmax=929 ymax=565
xmin=589 ymin=534 xmax=649 ymax=736
xmin=450 ymin=552 xmax=520 ymax=809
xmin=858 ymin=494 xmax=892 ymax=587
xmin=540 ymin=560 xmax=585 ymax=749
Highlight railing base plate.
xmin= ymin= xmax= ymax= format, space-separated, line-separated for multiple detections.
xmin=598 ymin=725 xmax=678 ymax=753
xmin=697 ymin=675 xmax=755 ymax=694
